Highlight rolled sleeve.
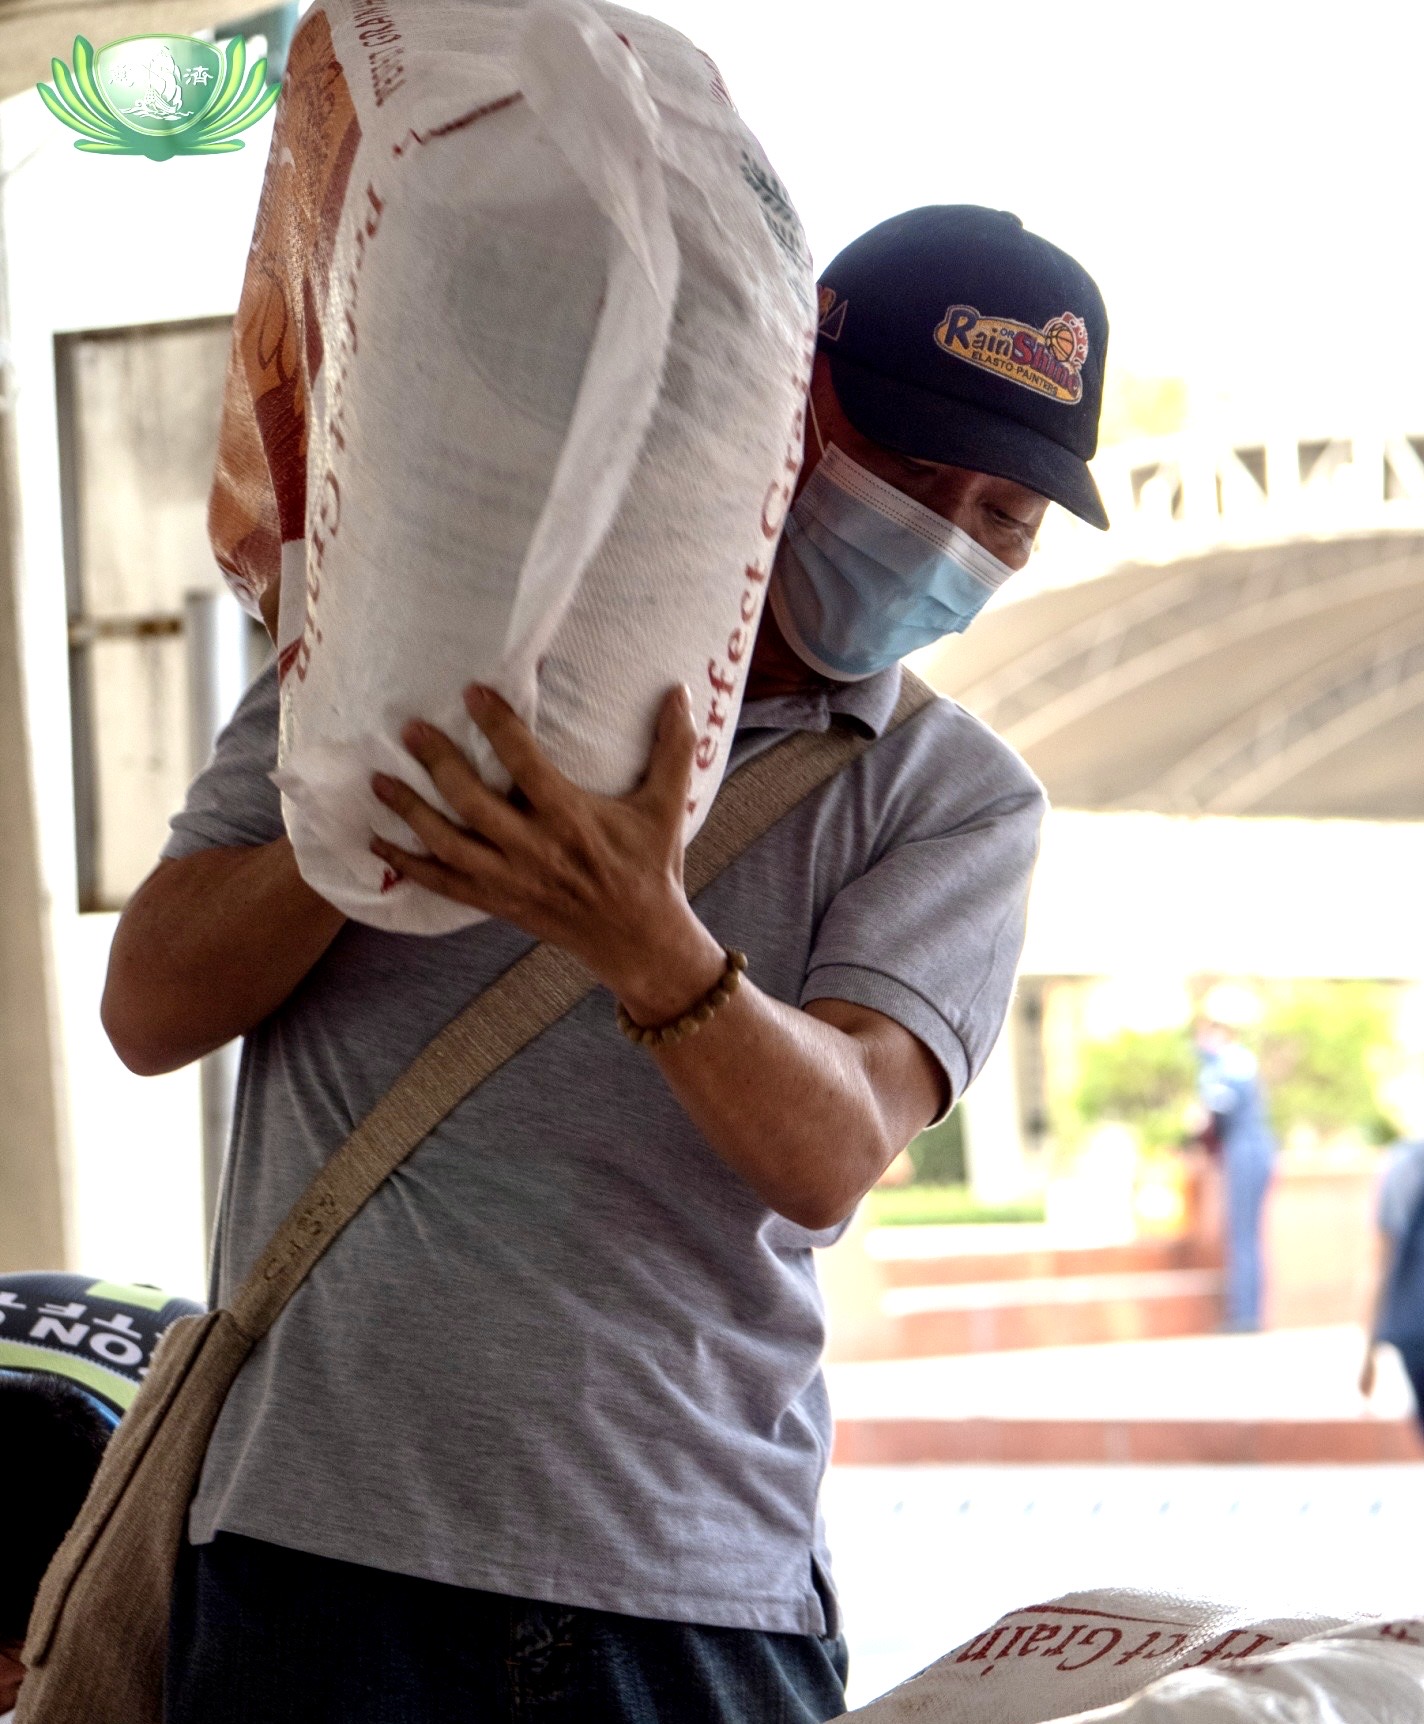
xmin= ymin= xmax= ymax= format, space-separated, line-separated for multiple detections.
xmin=799 ymin=786 xmax=1045 ymax=1117
xmin=800 ymin=963 xmax=971 ymax=1118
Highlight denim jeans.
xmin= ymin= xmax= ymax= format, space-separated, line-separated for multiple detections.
xmin=1223 ymin=1144 xmax=1274 ymax=1331
xmin=164 ymin=1534 xmax=849 ymax=1724
xmin=1396 ymin=1345 xmax=1424 ymax=1440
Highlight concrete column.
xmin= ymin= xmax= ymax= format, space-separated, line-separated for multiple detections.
xmin=0 ymin=332 xmax=68 ymax=1270
xmin=960 ymin=1007 xmax=1031 ymax=1205
xmin=185 ymin=590 xmax=249 ymax=1250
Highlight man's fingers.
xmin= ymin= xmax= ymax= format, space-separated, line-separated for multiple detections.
xmin=370 ymin=836 xmax=497 ymax=914
xmin=397 ymin=720 xmax=523 ymax=850
xmin=637 ymin=685 xmax=697 ymax=819
xmin=464 ymin=686 xmax=571 ymax=810
xmin=372 ymin=773 xmax=503 ymax=878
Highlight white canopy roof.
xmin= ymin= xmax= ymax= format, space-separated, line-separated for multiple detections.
xmin=924 ymin=433 xmax=1424 ymax=821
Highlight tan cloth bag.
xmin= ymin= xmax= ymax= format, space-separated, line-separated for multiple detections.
xmin=17 ymin=672 xmax=935 ymax=1724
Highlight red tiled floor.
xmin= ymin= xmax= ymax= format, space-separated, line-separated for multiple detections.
xmin=831 ymin=1417 xmax=1424 ymax=1465
xmin=889 ymin=1284 xmax=1224 ymax=1356
xmin=880 ymin=1238 xmax=1216 ymax=1289
xmin=826 ymin=1326 xmax=1424 ymax=1466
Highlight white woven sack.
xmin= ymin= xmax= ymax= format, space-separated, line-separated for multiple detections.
xmin=843 ymin=1590 xmax=1351 ymax=1724
xmin=211 ymin=0 xmax=815 ymax=933
xmin=1055 ymin=1619 xmax=1424 ymax=1722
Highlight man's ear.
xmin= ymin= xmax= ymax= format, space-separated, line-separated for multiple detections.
xmin=792 ymin=352 xmax=835 ymax=503
xmin=806 ymin=350 xmax=862 ymax=457
xmin=808 ymin=350 xmax=837 ymax=423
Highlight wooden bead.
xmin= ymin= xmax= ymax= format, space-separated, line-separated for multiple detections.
xmin=615 ymin=948 xmax=748 ymax=1050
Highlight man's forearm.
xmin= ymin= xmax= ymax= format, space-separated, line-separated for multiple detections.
xmin=102 ymin=839 xmax=346 ymax=1075
xmin=358 ymin=685 xmax=945 ymax=1224
xmin=617 ymin=931 xmax=942 ymax=1231
xmin=647 ymin=986 xmax=910 ymax=1230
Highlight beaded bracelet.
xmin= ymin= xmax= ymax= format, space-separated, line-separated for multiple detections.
xmin=615 ymin=948 xmax=748 ymax=1049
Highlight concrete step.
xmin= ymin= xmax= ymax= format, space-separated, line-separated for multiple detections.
xmin=826 ymin=1327 xmax=1424 ymax=1464
xmin=832 ymin=1417 xmax=1424 ymax=1464
xmin=874 ymin=1236 xmax=1217 ymax=1289
xmin=864 ymin=1267 xmax=1224 ymax=1357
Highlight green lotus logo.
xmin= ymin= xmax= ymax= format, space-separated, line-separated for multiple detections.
xmin=38 ymin=34 xmax=280 ymax=160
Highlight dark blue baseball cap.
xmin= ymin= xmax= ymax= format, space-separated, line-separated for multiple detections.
xmin=816 ymin=206 xmax=1110 ymax=529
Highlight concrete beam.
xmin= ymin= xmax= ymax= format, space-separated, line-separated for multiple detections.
xmin=1022 ymin=809 xmax=1424 ymax=982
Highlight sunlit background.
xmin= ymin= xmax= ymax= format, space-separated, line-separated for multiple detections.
xmin=1 ymin=0 xmax=1422 ymax=1706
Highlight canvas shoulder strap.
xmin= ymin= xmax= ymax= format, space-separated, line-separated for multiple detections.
xmin=229 ymin=668 xmax=938 ymax=1339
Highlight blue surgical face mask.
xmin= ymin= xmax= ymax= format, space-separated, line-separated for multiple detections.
xmin=770 ymin=417 xmax=1017 ymax=683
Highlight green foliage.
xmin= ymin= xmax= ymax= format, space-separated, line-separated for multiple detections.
xmin=867 ymin=1185 xmax=1045 ymax=1227
xmin=1063 ymin=983 xmax=1401 ymax=1152
xmin=1259 ymin=982 xmax=1397 ymax=1143
xmin=1072 ymin=1029 xmax=1197 ymax=1150
xmin=905 ymin=1108 xmax=966 ymax=1185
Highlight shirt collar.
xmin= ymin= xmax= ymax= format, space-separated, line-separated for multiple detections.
xmin=735 ymin=663 xmax=903 ymax=740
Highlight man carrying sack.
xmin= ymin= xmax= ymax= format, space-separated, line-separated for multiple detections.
xmin=30 ymin=207 xmax=1110 ymax=1723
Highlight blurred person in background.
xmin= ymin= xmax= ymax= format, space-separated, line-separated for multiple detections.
xmin=1360 ymin=1132 xmax=1424 ymax=1424
xmin=0 ymin=1273 xmax=201 ymax=1720
xmin=1194 ymin=984 xmax=1277 ymax=1333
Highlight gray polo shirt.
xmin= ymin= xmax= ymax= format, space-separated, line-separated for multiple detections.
xmin=163 ymin=660 xmax=1044 ymax=1635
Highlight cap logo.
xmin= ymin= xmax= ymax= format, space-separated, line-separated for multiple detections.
xmin=817 ymin=284 xmax=848 ymax=342
xmin=934 ymin=305 xmax=1088 ymax=405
